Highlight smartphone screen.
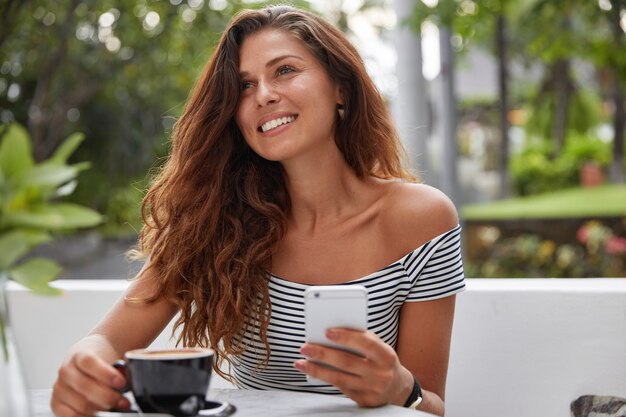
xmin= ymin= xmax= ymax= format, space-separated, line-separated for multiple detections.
xmin=303 ymin=285 xmax=368 ymax=384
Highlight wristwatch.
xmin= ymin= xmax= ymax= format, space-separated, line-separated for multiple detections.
xmin=403 ymin=374 xmax=423 ymax=409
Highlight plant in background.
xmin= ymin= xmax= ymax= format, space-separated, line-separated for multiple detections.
xmin=100 ymin=183 xmax=146 ymax=237
xmin=0 ymin=123 xmax=102 ymax=360
xmin=510 ymin=133 xmax=611 ymax=196
xmin=576 ymin=221 xmax=626 ymax=276
xmin=466 ymin=221 xmax=625 ymax=278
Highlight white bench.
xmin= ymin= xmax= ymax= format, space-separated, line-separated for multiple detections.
xmin=7 ymin=278 xmax=626 ymax=417
xmin=446 ymin=279 xmax=626 ymax=417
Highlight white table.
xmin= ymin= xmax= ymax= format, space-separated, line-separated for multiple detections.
xmin=31 ymin=388 xmax=431 ymax=417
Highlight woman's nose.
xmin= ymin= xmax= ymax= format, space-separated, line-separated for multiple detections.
xmin=255 ymin=80 xmax=279 ymax=107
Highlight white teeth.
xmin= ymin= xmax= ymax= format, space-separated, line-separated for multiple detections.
xmin=261 ymin=116 xmax=295 ymax=133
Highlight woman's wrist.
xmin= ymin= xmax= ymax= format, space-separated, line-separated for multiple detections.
xmin=403 ymin=374 xmax=423 ymax=409
xmin=391 ymin=367 xmax=416 ymax=406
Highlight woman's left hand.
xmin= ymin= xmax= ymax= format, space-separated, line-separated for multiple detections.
xmin=294 ymin=328 xmax=414 ymax=407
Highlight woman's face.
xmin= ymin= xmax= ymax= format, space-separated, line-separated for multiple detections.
xmin=235 ymin=29 xmax=342 ymax=164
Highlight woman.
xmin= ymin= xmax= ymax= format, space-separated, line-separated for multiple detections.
xmin=51 ymin=5 xmax=464 ymax=416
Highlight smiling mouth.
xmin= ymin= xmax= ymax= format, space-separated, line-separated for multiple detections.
xmin=258 ymin=115 xmax=297 ymax=133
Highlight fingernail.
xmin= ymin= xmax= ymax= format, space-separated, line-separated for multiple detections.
xmin=294 ymin=360 xmax=307 ymax=371
xmin=113 ymin=376 xmax=126 ymax=389
xmin=326 ymin=329 xmax=338 ymax=340
xmin=300 ymin=344 xmax=314 ymax=356
xmin=117 ymin=397 xmax=130 ymax=410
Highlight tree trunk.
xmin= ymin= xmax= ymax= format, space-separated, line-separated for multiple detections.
xmin=28 ymin=0 xmax=81 ymax=161
xmin=496 ymin=12 xmax=511 ymax=198
xmin=392 ymin=0 xmax=430 ymax=182
xmin=610 ymin=76 xmax=625 ymax=183
xmin=608 ymin=7 xmax=625 ymax=183
xmin=552 ymin=59 xmax=570 ymax=153
xmin=0 ymin=0 xmax=27 ymax=50
xmin=439 ymin=26 xmax=459 ymax=204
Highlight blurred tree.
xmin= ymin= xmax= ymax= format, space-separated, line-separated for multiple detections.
xmin=520 ymin=0 xmax=607 ymax=156
xmin=581 ymin=0 xmax=626 ymax=183
xmin=0 ymin=0 xmax=309 ymax=223
xmin=409 ymin=0 xmax=625 ymax=193
xmin=315 ymin=0 xmax=388 ymax=32
xmin=522 ymin=0 xmax=624 ymax=181
xmin=409 ymin=0 xmax=526 ymax=198
xmin=0 ymin=0 xmax=28 ymax=50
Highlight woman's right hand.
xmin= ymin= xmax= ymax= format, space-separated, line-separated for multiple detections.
xmin=50 ymin=264 xmax=177 ymax=416
xmin=50 ymin=349 xmax=131 ymax=417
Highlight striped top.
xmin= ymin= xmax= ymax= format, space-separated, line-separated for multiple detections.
xmin=230 ymin=225 xmax=465 ymax=393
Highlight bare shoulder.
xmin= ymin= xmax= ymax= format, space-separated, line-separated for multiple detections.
xmin=378 ymin=181 xmax=459 ymax=253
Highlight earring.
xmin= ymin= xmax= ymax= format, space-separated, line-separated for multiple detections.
xmin=337 ymin=104 xmax=345 ymax=120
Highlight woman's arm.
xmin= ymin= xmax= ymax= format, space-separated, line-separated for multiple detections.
xmin=88 ymin=267 xmax=179 ymax=356
xmin=395 ymin=295 xmax=457 ymax=415
xmin=392 ymin=183 xmax=461 ymax=414
xmin=50 ymin=267 xmax=178 ymax=417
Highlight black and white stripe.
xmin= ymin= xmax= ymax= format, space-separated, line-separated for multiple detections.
xmin=231 ymin=225 xmax=465 ymax=393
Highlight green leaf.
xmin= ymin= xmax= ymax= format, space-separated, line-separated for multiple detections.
xmin=0 ymin=231 xmax=29 ymax=270
xmin=20 ymin=229 xmax=53 ymax=246
xmin=0 ymin=230 xmax=53 ymax=270
xmin=49 ymin=203 xmax=103 ymax=228
xmin=55 ymin=180 xmax=78 ymax=197
xmin=4 ymin=203 xmax=102 ymax=230
xmin=9 ymin=258 xmax=63 ymax=295
xmin=70 ymin=161 xmax=91 ymax=172
xmin=18 ymin=164 xmax=78 ymax=188
xmin=46 ymin=132 xmax=85 ymax=165
xmin=0 ymin=123 xmax=35 ymax=179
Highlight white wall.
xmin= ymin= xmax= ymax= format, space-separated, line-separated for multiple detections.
xmin=447 ymin=279 xmax=626 ymax=417
xmin=7 ymin=281 xmax=167 ymax=388
xmin=7 ymin=280 xmax=236 ymax=391
xmin=7 ymin=279 xmax=626 ymax=417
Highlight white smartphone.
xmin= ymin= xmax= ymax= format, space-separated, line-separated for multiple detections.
xmin=304 ymin=285 xmax=368 ymax=385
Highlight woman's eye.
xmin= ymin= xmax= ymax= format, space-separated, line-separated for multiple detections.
xmin=241 ymin=81 xmax=253 ymax=90
xmin=277 ymin=65 xmax=294 ymax=76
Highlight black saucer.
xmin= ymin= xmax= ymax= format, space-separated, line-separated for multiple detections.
xmin=96 ymin=400 xmax=236 ymax=417
xmin=197 ymin=400 xmax=237 ymax=416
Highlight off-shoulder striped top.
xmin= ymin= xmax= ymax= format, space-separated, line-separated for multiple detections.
xmin=230 ymin=225 xmax=465 ymax=393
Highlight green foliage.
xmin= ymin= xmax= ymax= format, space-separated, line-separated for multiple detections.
xmin=510 ymin=142 xmax=576 ymax=196
xmin=510 ymin=133 xmax=611 ymax=196
xmin=521 ymin=0 xmax=581 ymax=62
xmin=406 ymin=0 xmax=534 ymax=55
xmin=563 ymin=132 xmax=611 ymax=166
xmin=0 ymin=0 xmax=286 ymax=234
xmin=525 ymin=89 xmax=604 ymax=141
xmin=466 ymin=234 xmax=585 ymax=278
xmin=407 ymin=0 xmax=625 ymax=188
xmin=466 ymin=221 xmax=626 ymax=278
xmin=0 ymin=123 xmax=102 ymax=360
xmin=100 ymin=183 xmax=147 ymax=237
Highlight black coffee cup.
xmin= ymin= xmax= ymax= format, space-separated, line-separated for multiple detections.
xmin=114 ymin=348 xmax=214 ymax=416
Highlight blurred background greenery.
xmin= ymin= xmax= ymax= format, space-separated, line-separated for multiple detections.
xmin=0 ymin=0 xmax=624 ymax=277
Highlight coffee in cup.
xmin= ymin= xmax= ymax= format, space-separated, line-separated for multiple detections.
xmin=114 ymin=348 xmax=214 ymax=416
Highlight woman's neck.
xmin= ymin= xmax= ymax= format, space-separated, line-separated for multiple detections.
xmin=282 ymin=149 xmax=373 ymax=235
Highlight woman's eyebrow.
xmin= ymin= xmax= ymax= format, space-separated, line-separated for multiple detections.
xmin=239 ymin=54 xmax=305 ymax=78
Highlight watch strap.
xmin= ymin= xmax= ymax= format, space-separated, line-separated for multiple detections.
xmin=403 ymin=374 xmax=423 ymax=409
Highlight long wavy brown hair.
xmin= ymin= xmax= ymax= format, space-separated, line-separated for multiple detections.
xmin=136 ymin=5 xmax=416 ymax=380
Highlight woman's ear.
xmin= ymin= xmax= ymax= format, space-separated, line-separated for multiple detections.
xmin=336 ymin=86 xmax=345 ymax=119
xmin=334 ymin=84 xmax=344 ymax=106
